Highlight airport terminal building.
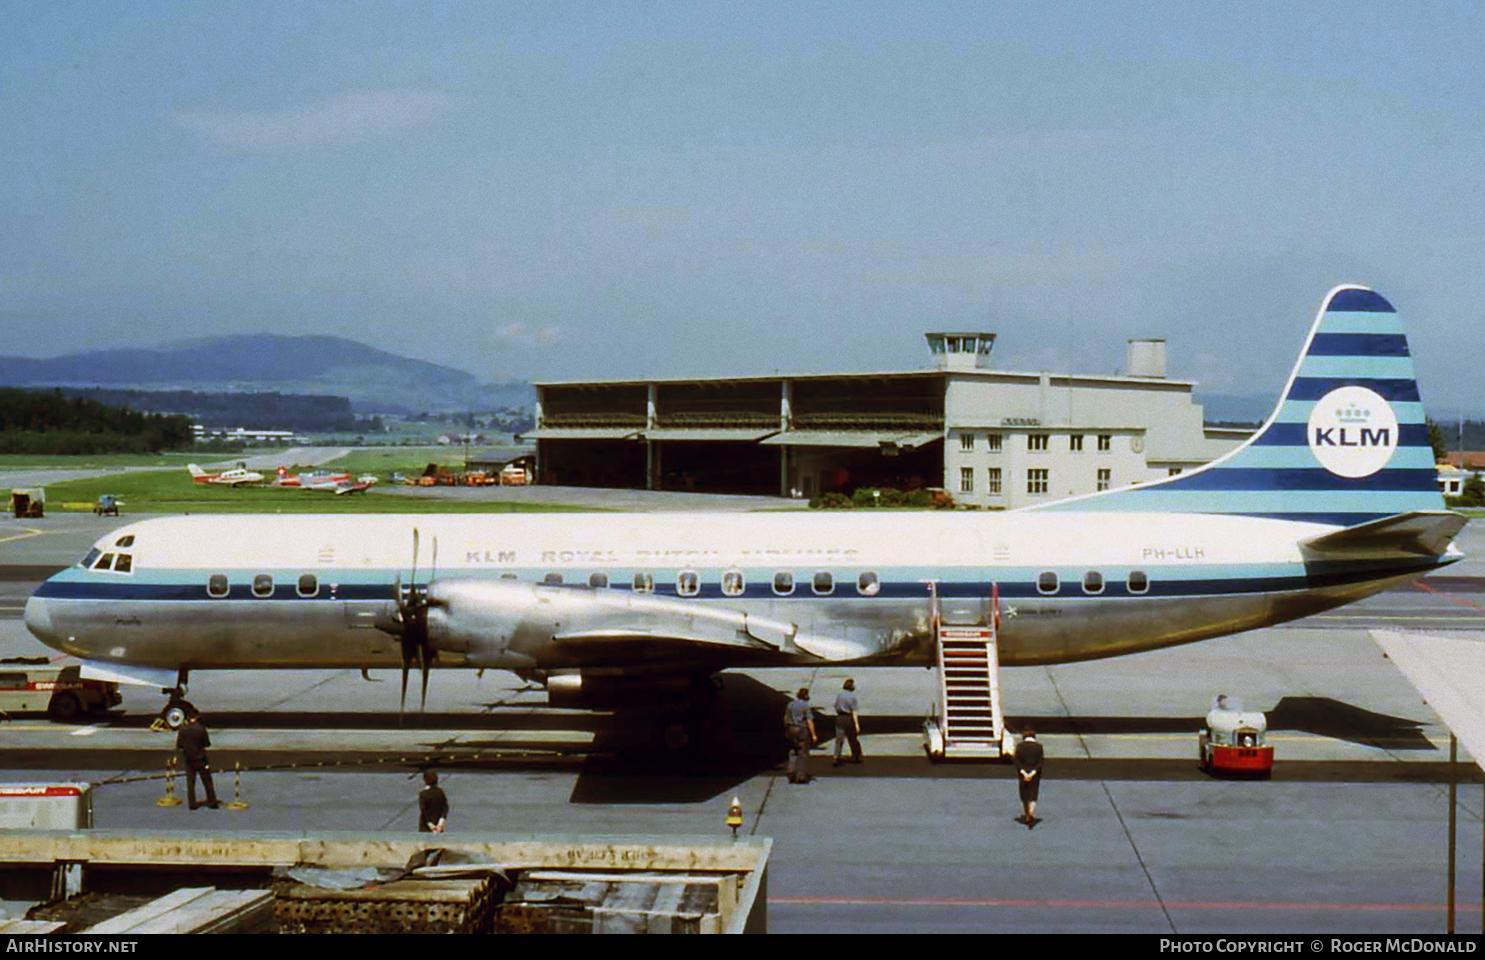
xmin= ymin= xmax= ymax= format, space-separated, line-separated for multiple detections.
xmin=524 ymin=333 xmax=1249 ymax=509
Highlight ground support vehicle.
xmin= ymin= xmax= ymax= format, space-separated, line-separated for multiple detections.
xmin=0 ymin=657 xmax=122 ymax=722
xmin=1199 ymin=705 xmax=1274 ymax=778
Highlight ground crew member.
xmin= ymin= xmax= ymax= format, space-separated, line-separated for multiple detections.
xmin=418 ymin=769 xmax=448 ymax=833
xmin=176 ymin=708 xmax=220 ymax=810
xmin=784 ymin=688 xmax=816 ymax=784
xmin=833 ymin=678 xmax=863 ymax=766
xmin=1014 ymin=728 xmax=1044 ymax=828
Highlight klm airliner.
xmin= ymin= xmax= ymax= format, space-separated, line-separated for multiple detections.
xmin=23 ymin=286 xmax=1465 ymax=726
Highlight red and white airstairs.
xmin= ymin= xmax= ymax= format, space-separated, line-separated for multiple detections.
xmin=923 ymin=582 xmax=1015 ymax=761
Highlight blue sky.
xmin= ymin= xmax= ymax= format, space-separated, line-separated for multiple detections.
xmin=4 ymin=2 xmax=1484 ymax=415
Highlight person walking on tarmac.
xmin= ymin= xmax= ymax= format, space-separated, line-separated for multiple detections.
xmin=418 ymin=770 xmax=448 ymax=833
xmin=833 ymin=678 xmax=863 ymax=766
xmin=784 ymin=688 xmax=816 ymax=784
xmin=176 ymin=707 xmax=220 ymax=810
xmin=1014 ymin=728 xmax=1044 ymax=828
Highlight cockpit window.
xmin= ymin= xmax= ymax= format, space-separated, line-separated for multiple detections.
xmin=79 ymin=549 xmax=101 ymax=569
xmin=93 ymin=553 xmax=115 ymax=571
xmin=115 ymin=535 xmax=134 ymax=548
xmin=113 ymin=554 xmax=133 ymax=574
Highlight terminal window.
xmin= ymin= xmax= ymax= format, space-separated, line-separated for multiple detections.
xmin=987 ymin=467 xmax=1002 ymax=494
xmin=987 ymin=433 xmax=1002 ymax=452
xmin=960 ymin=467 xmax=974 ymax=493
xmin=960 ymin=434 xmax=974 ymax=452
xmin=1069 ymin=435 xmax=1083 ymax=452
xmin=1028 ymin=434 xmax=1048 ymax=452
xmin=1097 ymin=468 xmax=1111 ymax=491
xmin=1027 ymin=468 xmax=1049 ymax=494
xmin=1097 ymin=434 xmax=1112 ymax=452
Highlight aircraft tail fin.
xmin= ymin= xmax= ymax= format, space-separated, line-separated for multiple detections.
xmin=186 ymin=464 xmax=206 ymax=478
xmin=1041 ymin=286 xmax=1446 ymax=526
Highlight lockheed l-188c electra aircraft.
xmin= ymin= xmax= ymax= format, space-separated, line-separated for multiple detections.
xmin=22 ymin=286 xmax=1467 ymax=732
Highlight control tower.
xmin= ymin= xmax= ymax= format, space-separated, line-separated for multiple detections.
xmin=925 ymin=332 xmax=996 ymax=371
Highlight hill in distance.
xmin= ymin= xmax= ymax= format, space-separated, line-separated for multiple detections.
xmin=0 ymin=335 xmax=532 ymax=415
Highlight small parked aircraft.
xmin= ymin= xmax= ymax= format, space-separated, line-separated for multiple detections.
xmin=186 ymin=464 xmax=264 ymax=487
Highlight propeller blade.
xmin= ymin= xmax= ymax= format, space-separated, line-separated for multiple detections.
xmin=419 ymin=645 xmax=430 ymax=712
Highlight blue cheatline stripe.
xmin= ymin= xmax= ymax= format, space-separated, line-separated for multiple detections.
xmin=32 ymin=562 xmax=1449 ymax=604
xmin=1214 ymin=445 xmax=1437 ymax=470
xmin=1285 ymin=378 xmax=1421 ymax=402
xmin=1317 ymin=313 xmax=1407 ymax=335
xmin=1274 ymin=400 xmax=1428 ymax=424
xmin=1056 ymin=489 xmax=1440 ymax=514
xmin=1305 ymin=333 xmax=1410 ymax=357
xmin=1143 ymin=468 xmax=1439 ymax=492
xmin=1297 ymin=355 xmax=1416 ymax=379
xmin=1327 ymin=289 xmax=1396 ymax=312
xmin=1249 ymin=422 xmax=1431 ymax=447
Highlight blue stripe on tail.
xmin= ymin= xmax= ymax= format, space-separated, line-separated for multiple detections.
xmin=1039 ymin=285 xmax=1444 ymax=526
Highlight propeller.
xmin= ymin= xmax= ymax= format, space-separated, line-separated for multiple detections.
xmin=377 ymin=528 xmax=440 ymax=720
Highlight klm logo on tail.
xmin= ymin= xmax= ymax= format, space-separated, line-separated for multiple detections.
xmin=1307 ymin=386 xmax=1399 ymax=478
xmin=1042 ymin=286 xmax=1445 ymax=527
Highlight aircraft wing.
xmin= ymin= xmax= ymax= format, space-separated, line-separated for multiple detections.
xmin=1301 ymin=511 xmax=1467 ymax=558
xmin=429 ymin=581 xmax=876 ymax=665
xmin=1372 ymin=629 xmax=1485 ymax=766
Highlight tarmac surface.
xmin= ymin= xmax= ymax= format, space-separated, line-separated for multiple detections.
xmin=1 ymin=510 xmax=1484 ymax=933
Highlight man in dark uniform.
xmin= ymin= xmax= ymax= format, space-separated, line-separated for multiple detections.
xmin=176 ymin=708 xmax=219 ymax=810
xmin=1014 ymin=728 xmax=1044 ymax=828
xmin=418 ymin=770 xmax=448 ymax=833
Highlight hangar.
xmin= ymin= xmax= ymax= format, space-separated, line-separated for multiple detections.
xmin=523 ymin=333 xmax=1249 ymax=508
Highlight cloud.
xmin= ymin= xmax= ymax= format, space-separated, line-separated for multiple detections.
xmin=175 ymin=89 xmax=455 ymax=151
xmin=494 ymin=323 xmax=563 ymax=347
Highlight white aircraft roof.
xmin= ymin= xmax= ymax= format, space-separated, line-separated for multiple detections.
xmin=1371 ymin=629 xmax=1485 ymax=767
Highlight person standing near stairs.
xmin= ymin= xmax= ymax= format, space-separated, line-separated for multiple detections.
xmin=1014 ymin=728 xmax=1043 ymax=828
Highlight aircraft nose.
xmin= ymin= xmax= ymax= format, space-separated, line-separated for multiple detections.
xmin=24 ymin=595 xmax=61 ymax=647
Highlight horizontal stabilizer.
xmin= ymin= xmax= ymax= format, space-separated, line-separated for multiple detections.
xmin=1301 ymin=510 xmax=1467 ymax=558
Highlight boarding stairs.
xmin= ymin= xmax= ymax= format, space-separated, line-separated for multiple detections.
xmin=923 ymin=583 xmax=1013 ymax=762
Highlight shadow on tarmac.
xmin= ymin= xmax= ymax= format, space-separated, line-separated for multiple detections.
xmin=569 ymin=673 xmax=794 ymax=804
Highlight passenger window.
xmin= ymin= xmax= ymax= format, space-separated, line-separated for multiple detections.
xmin=677 ymin=571 xmax=700 ymax=597
xmin=500 ymin=572 xmax=518 ymax=580
xmin=253 ymin=574 xmax=274 ymax=598
xmin=542 ymin=573 xmax=564 ymax=586
xmin=297 ymin=574 xmax=318 ymax=597
xmin=773 ymin=571 xmax=794 ymax=596
xmin=113 ymin=554 xmax=133 ymax=574
xmin=1037 ymin=571 xmax=1059 ymax=595
xmin=207 ymin=574 xmax=229 ymax=598
xmin=1127 ymin=570 xmax=1149 ymax=595
xmin=93 ymin=553 xmax=115 ymax=571
xmin=857 ymin=572 xmax=881 ymax=596
xmin=632 ymin=572 xmax=654 ymax=593
xmin=722 ymin=570 xmax=744 ymax=597
xmin=79 ymin=549 xmax=101 ymax=569
xmin=1082 ymin=571 xmax=1103 ymax=595
xmin=115 ymin=536 xmax=134 ymax=548
xmin=589 ymin=572 xmax=609 ymax=589
xmin=812 ymin=571 xmax=834 ymax=596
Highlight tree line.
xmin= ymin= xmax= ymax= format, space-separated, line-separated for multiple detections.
xmin=0 ymin=388 xmax=194 ymax=454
